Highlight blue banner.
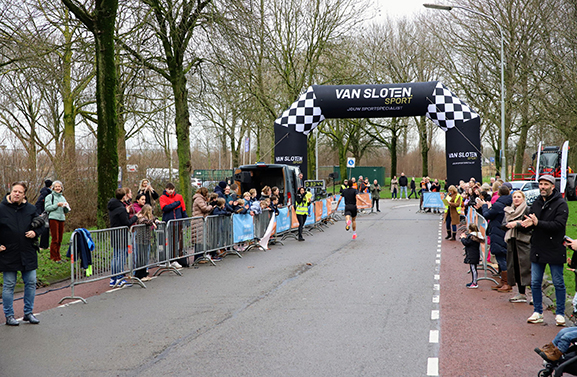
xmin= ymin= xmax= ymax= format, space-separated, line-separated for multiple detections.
xmin=233 ymin=214 xmax=254 ymax=243
xmin=276 ymin=207 xmax=291 ymax=233
xmin=422 ymin=192 xmax=445 ymax=209
xmin=334 ymin=195 xmax=345 ymax=211
xmin=321 ymin=200 xmax=328 ymax=219
xmin=305 ymin=205 xmax=315 ymax=225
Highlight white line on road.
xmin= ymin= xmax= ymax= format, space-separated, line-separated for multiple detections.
xmin=434 ymin=284 xmax=440 ymax=290
xmin=431 ymin=310 xmax=439 ymax=320
xmin=427 ymin=357 xmax=439 ymax=376
xmin=432 ymin=295 xmax=439 ymax=303
xmin=429 ymin=330 xmax=439 ymax=343
xmin=434 ymin=274 xmax=440 ymax=280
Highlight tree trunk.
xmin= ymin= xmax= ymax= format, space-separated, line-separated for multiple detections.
xmin=307 ymin=132 xmax=316 ymax=180
xmin=417 ymin=116 xmax=429 ymax=177
xmin=338 ymin=143 xmax=347 ymax=183
xmin=62 ymin=9 xmax=76 ymax=185
xmin=95 ymin=1 xmax=119 ymax=228
xmin=172 ymin=72 xmax=192 ymax=210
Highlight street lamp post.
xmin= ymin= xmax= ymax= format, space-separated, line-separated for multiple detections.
xmin=423 ymin=3 xmax=506 ymax=180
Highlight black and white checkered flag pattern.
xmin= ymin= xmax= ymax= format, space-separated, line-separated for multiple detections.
xmin=426 ymin=82 xmax=478 ymax=131
xmin=274 ymin=87 xmax=325 ymax=135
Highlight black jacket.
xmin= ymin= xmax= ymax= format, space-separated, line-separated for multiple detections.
xmin=528 ymin=189 xmax=569 ymax=265
xmin=481 ymin=194 xmax=512 ymax=255
xmin=0 ymin=195 xmax=44 ymax=272
xmin=398 ymin=176 xmax=408 ymax=187
xmin=34 ymin=187 xmax=52 ymax=215
xmin=461 ymin=232 xmax=484 ymax=264
xmin=108 ymin=198 xmax=138 ymax=228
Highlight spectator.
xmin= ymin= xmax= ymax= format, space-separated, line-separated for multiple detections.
xmin=430 ymin=179 xmax=440 ymax=193
xmin=294 ymin=187 xmax=310 ymax=241
xmin=502 ymin=190 xmax=532 ymax=302
xmin=408 ymin=177 xmax=418 ymax=199
xmin=260 ymin=186 xmax=271 ymax=201
xmin=44 ymin=181 xmax=70 ymax=263
xmin=398 ymin=173 xmax=408 ymax=199
xmin=137 ymin=179 xmax=159 ymax=206
xmin=211 ymin=198 xmax=228 ymax=215
xmin=358 ymin=177 xmax=366 ymax=194
xmin=370 ymin=179 xmax=381 ymax=212
xmin=460 ymin=223 xmax=485 ymax=289
xmin=234 ymin=198 xmax=248 ymax=214
xmin=34 ymin=179 xmax=52 ymax=250
xmin=128 ymin=193 xmax=147 ymax=218
xmin=522 ymin=175 xmax=569 ymax=326
xmin=159 ymin=182 xmax=189 ymax=268
xmin=133 ymin=204 xmax=158 ymax=280
xmin=108 ymin=188 xmax=138 ymax=287
xmin=479 ymin=185 xmax=512 ymax=292
xmin=215 ymin=181 xmax=227 ymax=199
xmin=271 ymin=186 xmax=283 ymax=206
xmin=122 ymin=188 xmax=133 ymax=207
xmin=207 ymin=192 xmax=218 ymax=208
xmin=298 ymin=173 xmax=304 ymax=187
xmin=269 ymin=196 xmax=279 ymax=216
xmin=535 ymin=327 xmax=577 ymax=363
xmin=0 ymin=181 xmax=44 ymax=326
xmin=419 ymin=177 xmax=430 ymax=211
xmin=443 ymin=179 xmax=449 ymax=192
xmin=351 ymin=177 xmax=357 ymax=190
xmin=340 ymin=179 xmax=348 ymax=194
xmin=250 ymin=198 xmax=262 ymax=216
xmin=249 ymin=188 xmax=257 ymax=202
xmin=390 ymin=176 xmax=399 ymax=200
xmin=192 ymin=187 xmax=215 ymax=262
xmin=443 ymin=185 xmax=463 ymax=240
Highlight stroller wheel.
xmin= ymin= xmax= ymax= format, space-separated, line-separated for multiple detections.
xmin=538 ymin=368 xmax=552 ymax=377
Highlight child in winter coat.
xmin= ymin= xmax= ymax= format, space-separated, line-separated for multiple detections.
xmin=460 ymin=223 xmax=485 ymax=289
xmin=212 ymin=198 xmax=229 ymax=216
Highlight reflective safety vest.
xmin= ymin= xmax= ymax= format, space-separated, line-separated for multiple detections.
xmin=295 ymin=199 xmax=309 ymax=215
xmin=445 ymin=193 xmax=463 ymax=214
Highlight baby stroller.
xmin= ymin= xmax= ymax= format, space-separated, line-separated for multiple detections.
xmin=538 ymin=345 xmax=577 ymax=376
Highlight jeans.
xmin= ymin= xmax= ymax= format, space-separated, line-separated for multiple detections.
xmin=111 ymin=247 xmax=128 ymax=280
xmin=554 ymin=326 xmax=577 ymax=353
xmin=531 ymin=262 xmax=565 ymax=315
xmin=2 ymin=270 xmax=37 ymax=317
xmin=399 ymin=186 xmax=408 ymax=199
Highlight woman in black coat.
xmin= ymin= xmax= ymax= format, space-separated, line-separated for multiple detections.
xmin=0 ymin=182 xmax=45 ymax=325
xmin=479 ymin=185 xmax=512 ymax=292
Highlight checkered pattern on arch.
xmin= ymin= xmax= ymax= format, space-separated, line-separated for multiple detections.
xmin=426 ymin=82 xmax=479 ymax=131
xmin=274 ymin=87 xmax=325 ymax=135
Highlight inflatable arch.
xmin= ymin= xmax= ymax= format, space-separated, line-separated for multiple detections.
xmin=274 ymin=81 xmax=482 ymax=186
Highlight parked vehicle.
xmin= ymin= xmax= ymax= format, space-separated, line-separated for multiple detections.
xmin=509 ymin=181 xmax=540 ymax=206
xmin=233 ymin=163 xmax=301 ymax=206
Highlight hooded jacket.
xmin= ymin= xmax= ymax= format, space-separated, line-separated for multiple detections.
xmin=528 ymin=188 xmax=569 ymax=265
xmin=159 ymin=190 xmax=187 ymax=222
xmin=108 ymin=198 xmax=138 ymax=228
xmin=461 ymin=231 xmax=485 ymax=264
xmin=34 ymin=186 xmax=51 ymax=215
xmin=481 ymin=194 xmax=512 ymax=255
xmin=0 ymin=195 xmax=44 ymax=272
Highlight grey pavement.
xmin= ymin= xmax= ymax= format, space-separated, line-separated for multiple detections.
xmin=0 ymin=200 xmax=442 ymax=377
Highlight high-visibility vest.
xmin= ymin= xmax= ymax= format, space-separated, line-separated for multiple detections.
xmin=445 ymin=193 xmax=463 ymax=214
xmin=295 ymin=199 xmax=308 ymax=215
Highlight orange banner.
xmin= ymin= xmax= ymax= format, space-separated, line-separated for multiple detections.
xmin=356 ymin=193 xmax=371 ymax=209
xmin=290 ymin=208 xmax=299 ymax=229
xmin=326 ymin=198 xmax=332 ymax=216
xmin=314 ymin=201 xmax=323 ymax=222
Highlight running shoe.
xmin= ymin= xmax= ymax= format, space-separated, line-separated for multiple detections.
xmin=345 ymin=219 xmax=351 ymax=231
xmin=556 ymin=314 xmax=566 ymax=326
xmin=466 ymin=282 xmax=478 ymax=289
xmin=171 ymin=261 xmax=183 ymax=269
xmin=527 ymin=312 xmax=544 ymax=324
xmin=352 ymin=233 xmax=357 ymax=240
xmin=117 ymin=279 xmax=132 ymax=288
xmin=109 ymin=278 xmax=117 ymax=287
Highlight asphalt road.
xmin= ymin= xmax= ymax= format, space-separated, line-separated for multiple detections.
xmin=0 ymin=199 xmax=443 ymax=377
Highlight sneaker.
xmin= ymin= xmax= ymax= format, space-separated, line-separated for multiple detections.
xmin=509 ymin=294 xmax=527 ymax=303
xmin=466 ymin=282 xmax=478 ymax=289
xmin=527 ymin=312 xmax=544 ymax=324
xmin=23 ymin=313 xmax=40 ymax=324
xmin=211 ymin=256 xmax=222 ymax=262
xmin=109 ymin=278 xmax=117 ymax=287
xmin=352 ymin=233 xmax=357 ymax=240
xmin=117 ymin=279 xmax=132 ymax=288
xmin=345 ymin=219 xmax=351 ymax=231
xmin=171 ymin=261 xmax=182 ymax=269
xmin=556 ymin=314 xmax=566 ymax=326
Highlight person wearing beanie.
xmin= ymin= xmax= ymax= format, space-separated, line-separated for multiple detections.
xmin=215 ymin=181 xmax=227 ymax=199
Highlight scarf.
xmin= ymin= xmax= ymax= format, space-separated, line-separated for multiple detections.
xmin=503 ymin=200 xmax=527 ymax=242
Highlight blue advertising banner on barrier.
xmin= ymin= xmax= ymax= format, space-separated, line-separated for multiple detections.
xmin=305 ymin=206 xmax=315 ymax=225
xmin=422 ymin=192 xmax=445 ymax=209
xmin=321 ymin=200 xmax=328 ymax=219
xmin=276 ymin=207 xmax=291 ymax=233
xmin=334 ymin=195 xmax=345 ymax=211
xmin=233 ymin=214 xmax=254 ymax=243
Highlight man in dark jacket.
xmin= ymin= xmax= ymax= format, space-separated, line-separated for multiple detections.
xmin=522 ymin=175 xmax=569 ymax=326
xmin=0 ymin=181 xmax=44 ymax=325
xmin=107 ymin=188 xmax=138 ymax=287
xmin=398 ymin=173 xmax=408 ymax=199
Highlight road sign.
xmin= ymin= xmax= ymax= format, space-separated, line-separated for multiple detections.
xmin=346 ymin=157 xmax=355 ymax=168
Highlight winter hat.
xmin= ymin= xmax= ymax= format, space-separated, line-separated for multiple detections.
xmin=218 ymin=181 xmax=227 ymax=189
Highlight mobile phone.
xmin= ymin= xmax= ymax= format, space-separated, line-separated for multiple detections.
xmin=475 ymin=197 xmax=482 ymax=204
xmin=565 ymin=236 xmax=575 ymax=250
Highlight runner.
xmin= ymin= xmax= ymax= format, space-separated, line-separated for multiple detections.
xmin=337 ymin=181 xmax=359 ymax=240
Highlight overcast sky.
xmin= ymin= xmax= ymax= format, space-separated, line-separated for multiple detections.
xmin=374 ymin=0 xmax=429 ymax=20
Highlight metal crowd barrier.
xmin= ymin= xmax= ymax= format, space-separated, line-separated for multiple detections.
xmin=204 ymin=214 xmax=241 ymax=263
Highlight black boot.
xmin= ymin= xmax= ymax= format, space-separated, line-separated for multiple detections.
xmin=445 ymin=229 xmax=451 ymax=239
xmin=450 ymin=232 xmax=456 ymax=241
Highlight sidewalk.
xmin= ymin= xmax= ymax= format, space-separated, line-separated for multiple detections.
xmin=440 ymin=236 xmax=558 ymax=376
